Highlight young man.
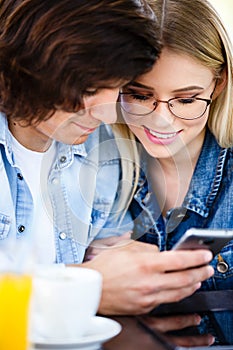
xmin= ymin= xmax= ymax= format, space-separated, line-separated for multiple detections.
xmin=0 ymin=0 xmax=213 ymax=315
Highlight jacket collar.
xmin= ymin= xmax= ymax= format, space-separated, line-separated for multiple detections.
xmin=183 ymin=129 xmax=227 ymax=217
xmin=135 ymin=129 xmax=228 ymax=219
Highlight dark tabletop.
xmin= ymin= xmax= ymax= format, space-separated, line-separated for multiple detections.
xmin=103 ymin=290 xmax=233 ymax=350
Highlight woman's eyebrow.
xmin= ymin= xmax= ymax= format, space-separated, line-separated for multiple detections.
xmin=127 ymin=82 xmax=204 ymax=93
xmin=172 ymin=85 xmax=204 ymax=93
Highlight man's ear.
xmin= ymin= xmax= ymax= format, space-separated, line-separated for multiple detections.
xmin=212 ymin=69 xmax=227 ymax=99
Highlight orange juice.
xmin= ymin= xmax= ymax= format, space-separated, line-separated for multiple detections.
xmin=0 ymin=274 xmax=32 ymax=350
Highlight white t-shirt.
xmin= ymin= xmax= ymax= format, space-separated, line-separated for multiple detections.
xmin=11 ymin=136 xmax=56 ymax=263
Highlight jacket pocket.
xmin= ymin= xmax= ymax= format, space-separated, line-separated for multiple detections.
xmin=0 ymin=214 xmax=11 ymax=239
xmin=91 ymin=199 xmax=112 ymax=225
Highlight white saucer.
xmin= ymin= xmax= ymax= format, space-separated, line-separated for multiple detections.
xmin=29 ymin=316 xmax=122 ymax=350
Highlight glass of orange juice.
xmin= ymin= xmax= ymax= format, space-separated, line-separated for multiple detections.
xmin=0 ymin=273 xmax=32 ymax=350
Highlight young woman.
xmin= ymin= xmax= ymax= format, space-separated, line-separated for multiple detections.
xmin=119 ymin=0 xmax=233 ymax=291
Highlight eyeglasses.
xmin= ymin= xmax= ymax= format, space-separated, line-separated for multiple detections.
xmin=119 ymin=91 xmax=212 ymax=120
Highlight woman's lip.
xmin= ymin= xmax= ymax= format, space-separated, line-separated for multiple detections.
xmin=144 ymin=126 xmax=182 ymax=145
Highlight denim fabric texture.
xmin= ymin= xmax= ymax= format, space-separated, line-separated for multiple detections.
xmin=0 ymin=113 xmax=133 ymax=264
xmin=130 ymin=129 xmax=233 ymax=290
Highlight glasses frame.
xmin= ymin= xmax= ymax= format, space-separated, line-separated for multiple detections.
xmin=119 ymin=93 xmax=212 ymax=120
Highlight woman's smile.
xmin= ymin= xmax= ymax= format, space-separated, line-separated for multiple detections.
xmin=144 ymin=126 xmax=182 ymax=145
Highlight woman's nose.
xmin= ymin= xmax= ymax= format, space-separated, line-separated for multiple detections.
xmin=152 ymin=100 xmax=175 ymax=125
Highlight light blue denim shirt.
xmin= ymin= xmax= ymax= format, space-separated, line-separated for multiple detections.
xmin=131 ymin=129 xmax=233 ymax=291
xmin=0 ymin=113 xmax=132 ymax=264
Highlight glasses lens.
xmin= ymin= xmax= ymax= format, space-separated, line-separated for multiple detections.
xmin=170 ymin=98 xmax=208 ymax=119
xmin=120 ymin=93 xmax=154 ymax=116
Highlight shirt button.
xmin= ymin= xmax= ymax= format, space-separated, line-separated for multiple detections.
xmin=59 ymin=156 xmax=67 ymax=163
xmin=166 ymin=207 xmax=188 ymax=233
xmin=17 ymin=173 xmax=24 ymax=180
xmin=18 ymin=225 xmax=25 ymax=233
xmin=181 ymin=214 xmax=190 ymax=222
xmin=142 ymin=192 xmax=152 ymax=204
xmin=217 ymin=261 xmax=229 ymax=273
xmin=51 ymin=178 xmax=59 ymax=185
xmin=59 ymin=232 xmax=67 ymax=240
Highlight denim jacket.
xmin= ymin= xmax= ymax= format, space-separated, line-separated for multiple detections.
xmin=131 ymin=129 xmax=233 ymax=291
xmin=0 ymin=113 xmax=132 ymax=264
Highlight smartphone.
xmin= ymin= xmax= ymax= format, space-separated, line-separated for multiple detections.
xmin=172 ymin=228 xmax=233 ymax=256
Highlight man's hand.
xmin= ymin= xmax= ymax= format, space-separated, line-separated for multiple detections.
xmin=82 ymin=240 xmax=214 ymax=315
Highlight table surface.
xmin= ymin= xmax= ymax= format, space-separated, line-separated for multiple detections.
xmin=103 ymin=290 xmax=233 ymax=350
xmin=30 ymin=290 xmax=233 ymax=350
xmin=103 ymin=315 xmax=172 ymax=350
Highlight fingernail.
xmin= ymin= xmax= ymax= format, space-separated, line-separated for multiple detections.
xmin=207 ymin=335 xmax=215 ymax=345
xmin=204 ymin=250 xmax=213 ymax=261
xmin=195 ymin=282 xmax=202 ymax=290
xmin=207 ymin=265 xmax=215 ymax=276
xmin=194 ymin=314 xmax=202 ymax=324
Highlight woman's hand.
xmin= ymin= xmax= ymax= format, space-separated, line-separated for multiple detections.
xmin=84 ymin=232 xmax=132 ymax=261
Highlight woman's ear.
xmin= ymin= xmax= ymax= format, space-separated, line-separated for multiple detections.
xmin=212 ymin=69 xmax=227 ymax=99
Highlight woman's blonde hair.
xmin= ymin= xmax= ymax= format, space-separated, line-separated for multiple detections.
xmin=113 ymin=0 xmax=233 ymax=220
xmin=111 ymin=123 xmax=140 ymax=225
xmin=148 ymin=0 xmax=233 ymax=148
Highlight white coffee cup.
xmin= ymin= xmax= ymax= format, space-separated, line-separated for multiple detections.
xmin=29 ymin=265 xmax=102 ymax=343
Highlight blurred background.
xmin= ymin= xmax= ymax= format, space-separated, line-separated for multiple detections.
xmin=209 ymin=0 xmax=233 ymax=43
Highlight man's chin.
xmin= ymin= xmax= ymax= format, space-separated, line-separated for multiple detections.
xmin=72 ymin=134 xmax=89 ymax=145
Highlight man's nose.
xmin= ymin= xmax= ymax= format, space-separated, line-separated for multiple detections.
xmin=88 ymin=88 xmax=120 ymax=124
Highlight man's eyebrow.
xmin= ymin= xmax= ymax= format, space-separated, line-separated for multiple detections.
xmin=126 ymin=81 xmax=153 ymax=90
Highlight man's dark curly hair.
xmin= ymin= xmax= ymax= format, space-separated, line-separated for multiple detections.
xmin=0 ymin=0 xmax=161 ymax=124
